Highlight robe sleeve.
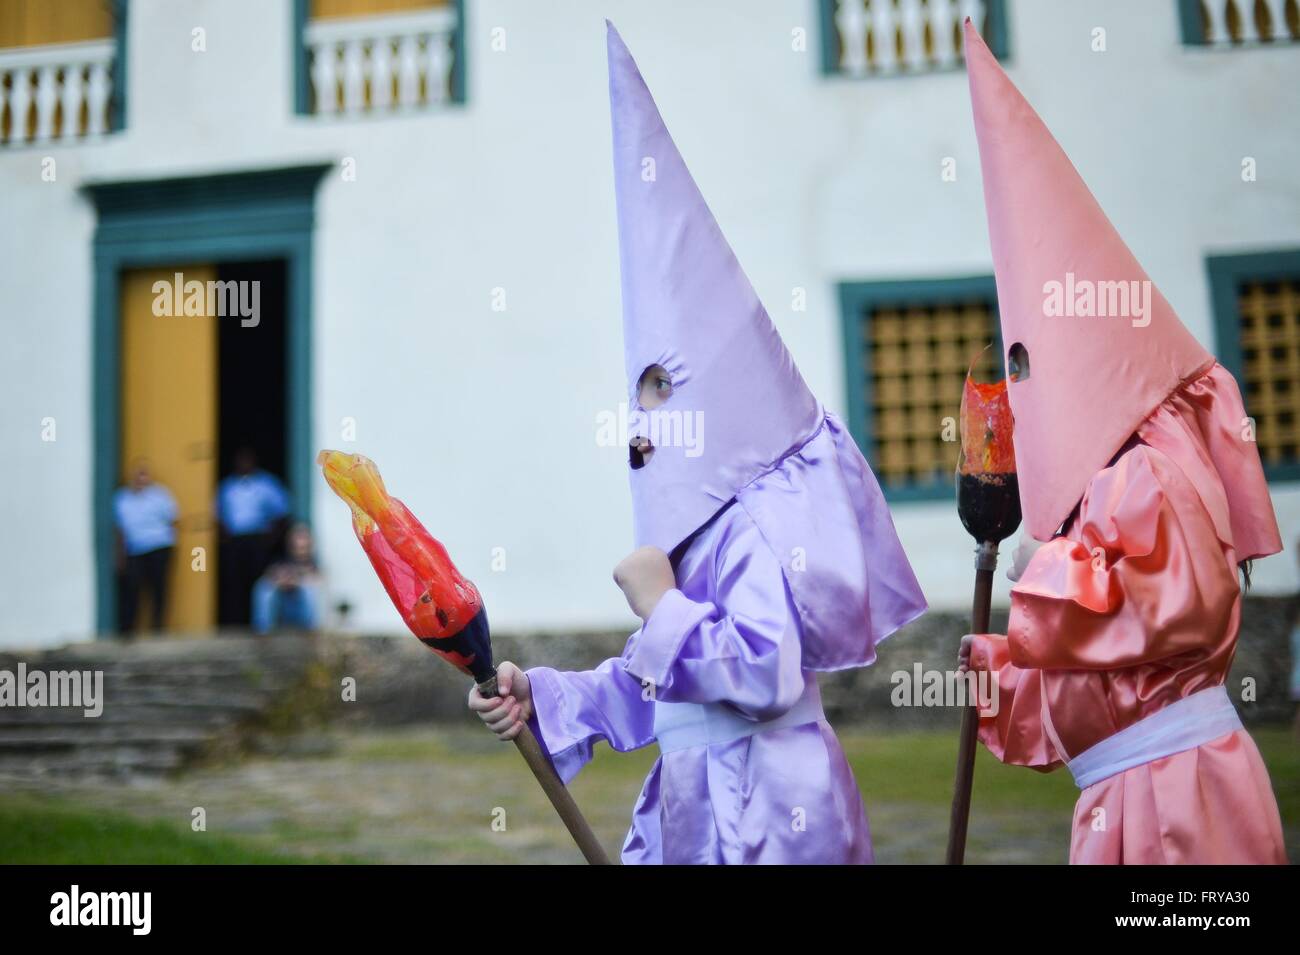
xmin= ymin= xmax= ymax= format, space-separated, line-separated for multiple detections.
xmin=524 ymin=653 xmax=655 ymax=785
xmin=967 ymin=633 xmax=1062 ymax=770
xmin=1006 ymin=444 xmax=1239 ymax=671
xmin=621 ymin=509 xmax=807 ymax=721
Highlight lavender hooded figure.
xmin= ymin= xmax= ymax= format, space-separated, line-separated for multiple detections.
xmin=522 ymin=24 xmax=927 ymax=864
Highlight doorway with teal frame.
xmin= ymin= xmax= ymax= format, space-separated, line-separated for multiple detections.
xmin=85 ymin=164 xmax=330 ymax=635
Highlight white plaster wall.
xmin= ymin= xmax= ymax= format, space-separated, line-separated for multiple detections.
xmin=1 ymin=0 xmax=1298 ymax=647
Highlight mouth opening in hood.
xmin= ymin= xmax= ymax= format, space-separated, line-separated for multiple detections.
xmin=629 ymin=435 xmax=654 ymax=469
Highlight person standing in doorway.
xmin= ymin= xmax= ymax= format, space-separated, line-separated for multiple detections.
xmin=215 ymin=446 xmax=290 ymax=627
xmin=113 ymin=459 xmax=179 ymax=634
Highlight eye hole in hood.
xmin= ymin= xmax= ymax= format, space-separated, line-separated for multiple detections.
xmin=636 ymin=363 xmax=673 ymax=409
xmin=1007 ymin=342 xmax=1030 ymax=382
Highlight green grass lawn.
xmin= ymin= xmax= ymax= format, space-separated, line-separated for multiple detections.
xmin=1255 ymin=726 xmax=1300 ymax=823
xmin=1 ymin=725 xmax=1294 ymax=864
xmin=0 ymin=795 xmax=337 ymax=864
xmin=849 ymin=728 xmax=1081 ymax=810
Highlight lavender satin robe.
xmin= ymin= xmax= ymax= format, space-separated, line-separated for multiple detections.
xmin=526 ymin=502 xmax=873 ymax=864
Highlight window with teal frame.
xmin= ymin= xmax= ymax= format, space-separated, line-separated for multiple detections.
xmin=818 ymin=0 xmax=1010 ymax=77
xmin=293 ymin=0 xmax=467 ymax=115
xmin=0 ymin=0 xmax=128 ymax=145
xmin=1207 ymin=249 xmax=1300 ymax=483
xmin=839 ymin=275 xmax=1003 ymax=501
xmin=111 ymin=0 xmax=128 ymax=131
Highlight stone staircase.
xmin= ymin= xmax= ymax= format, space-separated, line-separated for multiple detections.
xmin=0 ymin=634 xmax=323 ymax=784
xmin=2 ymin=596 xmax=1291 ymax=785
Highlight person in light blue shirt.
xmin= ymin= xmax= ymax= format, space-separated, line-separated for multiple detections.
xmin=113 ymin=460 xmax=178 ymax=633
xmin=215 ymin=446 xmax=291 ymax=626
xmin=215 ymin=449 xmax=291 ymax=536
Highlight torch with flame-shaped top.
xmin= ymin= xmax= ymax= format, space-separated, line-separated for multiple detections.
xmin=318 ymin=450 xmax=611 ymax=865
xmin=945 ymin=356 xmax=1021 ymax=865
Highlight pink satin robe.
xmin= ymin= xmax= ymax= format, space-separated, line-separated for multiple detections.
xmin=970 ymin=376 xmax=1287 ymax=864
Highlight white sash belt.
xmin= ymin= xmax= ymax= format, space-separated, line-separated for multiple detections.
xmin=1066 ymin=685 xmax=1242 ymax=790
xmin=653 ymin=676 xmax=824 ymax=755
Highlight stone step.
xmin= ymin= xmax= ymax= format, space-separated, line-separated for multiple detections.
xmin=0 ymin=708 xmax=241 ymax=728
xmin=0 ymin=634 xmax=328 ymax=782
xmin=26 ymin=663 xmax=308 ymax=679
xmin=0 ymin=683 xmax=301 ymax=705
xmin=0 ymin=747 xmax=187 ymax=780
xmin=14 ymin=661 xmax=303 ymax=678
xmin=0 ymin=726 xmax=213 ymax=752
xmin=0 ymin=690 xmax=275 ymax=719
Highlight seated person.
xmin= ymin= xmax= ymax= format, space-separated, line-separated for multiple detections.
xmin=252 ymin=523 xmax=324 ymax=634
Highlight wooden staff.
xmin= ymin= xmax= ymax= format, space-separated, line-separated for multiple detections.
xmin=477 ymin=672 xmax=612 ymax=866
xmin=946 ymin=540 xmax=999 ymax=865
xmin=945 ymin=366 xmax=1020 ymax=865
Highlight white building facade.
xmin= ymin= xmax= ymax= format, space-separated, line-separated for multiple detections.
xmin=2 ymin=0 xmax=1299 ymax=648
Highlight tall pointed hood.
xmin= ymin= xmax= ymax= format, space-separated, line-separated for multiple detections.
xmin=963 ymin=20 xmax=1213 ymax=541
xmin=605 ymin=22 xmax=927 ymax=670
xmin=607 ymin=21 xmax=821 ymax=554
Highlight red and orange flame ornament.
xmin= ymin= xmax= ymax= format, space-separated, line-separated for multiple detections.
xmin=955 ymin=357 xmax=1021 ymax=545
xmin=318 ymin=450 xmax=495 ymax=683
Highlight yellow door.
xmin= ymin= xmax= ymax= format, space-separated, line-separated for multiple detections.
xmin=120 ymin=266 xmax=218 ymax=633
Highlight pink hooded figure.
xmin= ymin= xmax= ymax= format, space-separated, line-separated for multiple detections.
xmin=470 ymin=23 xmax=926 ymax=865
xmin=959 ymin=21 xmax=1286 ymax=864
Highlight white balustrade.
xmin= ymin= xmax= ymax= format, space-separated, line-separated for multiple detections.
xmin=899 ymin=0 xmax=927 ymax=69
xmin=305 ymin=7 xmax=459 ymax=116
xmin=342 ymin=38 xmax=366 ymax=114
xmin=1238 ymin=2 xmax=1261 ymax=42
xmin=1197 ymin=0 xmax=1299 ymax=45
xmin=426 ymin=30 xmax=451 ymax=106
xmin=871 ymin=0 xmax=898 ymax=74
xmin=835 ymin=0 xmax=871 ymax=77
xmin=1261 ymin=0 xmax=1289 ymax=38
xmin=0 ymin=39 xmax=113 ymax=146
xmin=397 ymin=35 xmax=420 ymax=108
xmin=831 ymin=0 xmax=987 ymax=76
xmin=1204 ymin=0 xmax=1231 ymax=44
xmin=929 ymin=0 xmax=958 ymax=68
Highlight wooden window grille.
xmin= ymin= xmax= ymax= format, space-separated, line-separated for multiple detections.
xmin=840 ymin=277 xmax=1002 ymax=498
xmin=1238 ymin=279 xmax=1300 ymax=466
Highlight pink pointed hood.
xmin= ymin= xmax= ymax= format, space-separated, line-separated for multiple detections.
xmin=605 ymin=22 xmax=927 ymax=669
xmin=963 ymin=20 xmax=1213 ymax=541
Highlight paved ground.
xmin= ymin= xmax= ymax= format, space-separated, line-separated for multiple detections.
xmin=0 ymin=726 xmax=1068 ymax=863
xmin=8 ymin=723 xmax=1295 ymax=864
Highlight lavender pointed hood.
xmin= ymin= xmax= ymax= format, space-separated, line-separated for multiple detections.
xmin=608 ymin=22 xmax=820 ymax=552
xmin=606 ymin=23 xmax=927 ymax=669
